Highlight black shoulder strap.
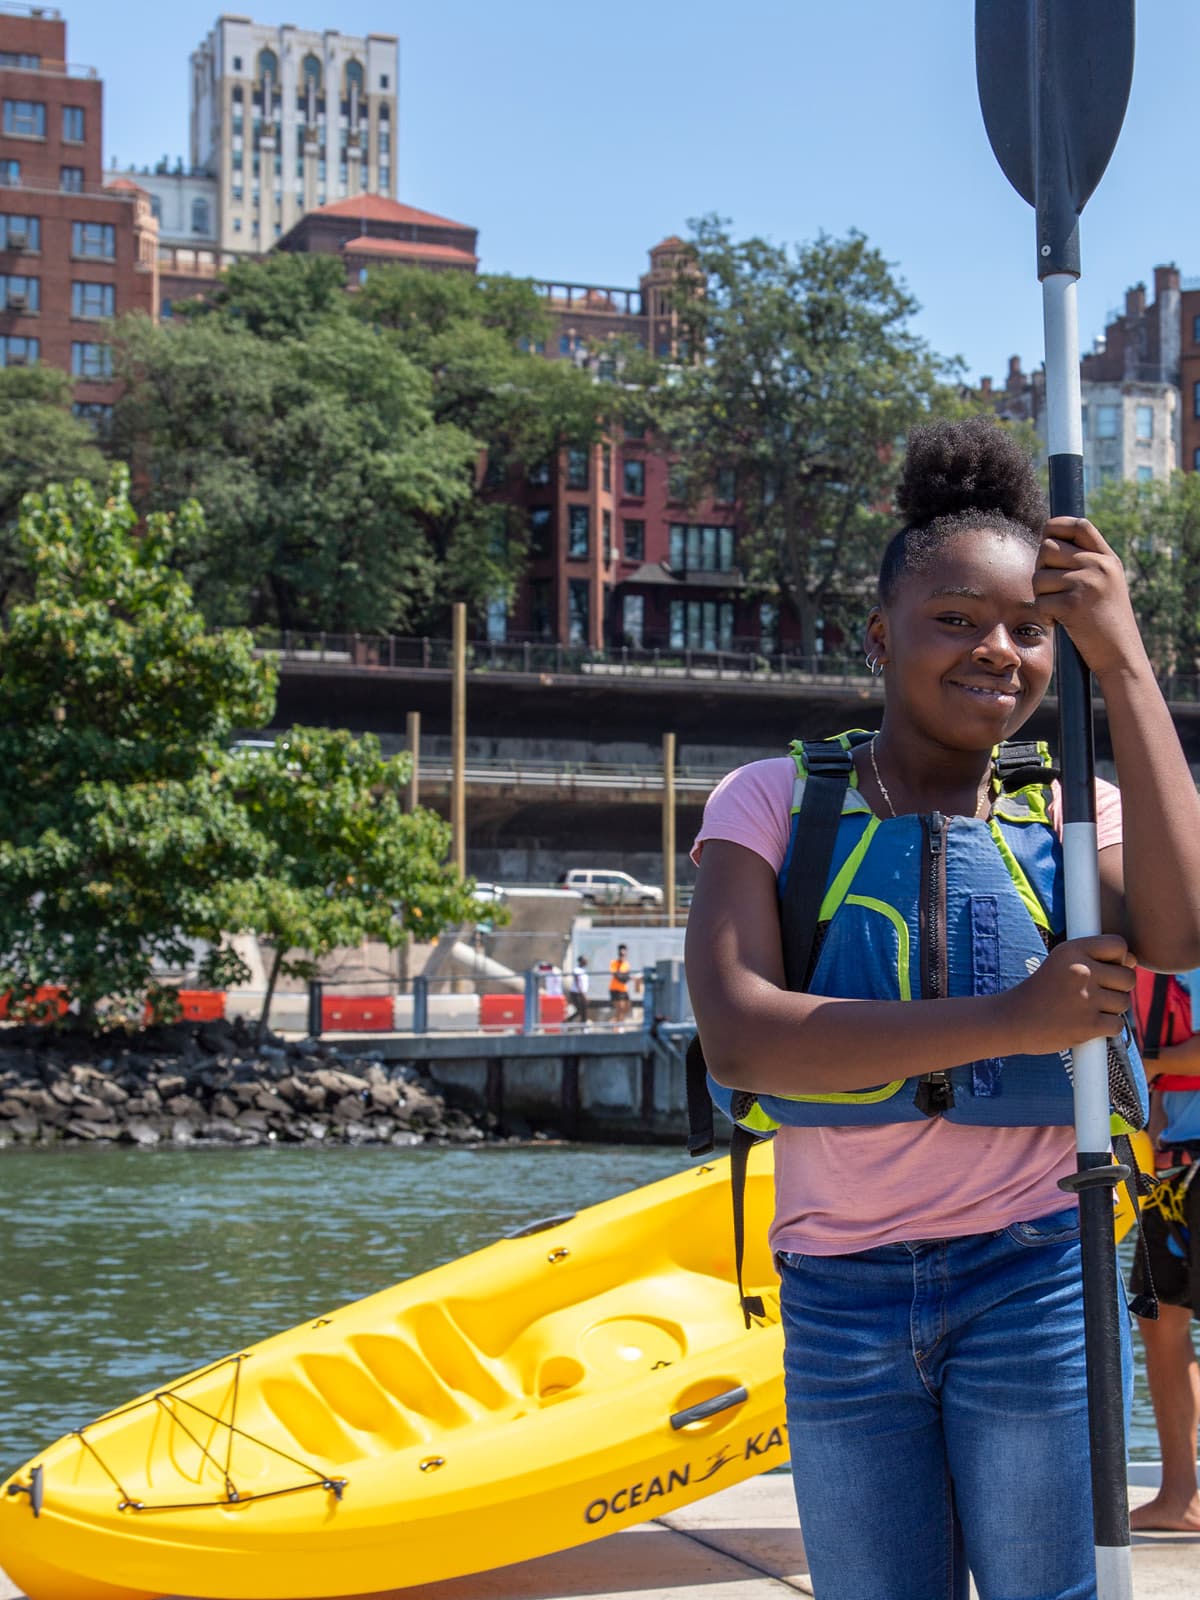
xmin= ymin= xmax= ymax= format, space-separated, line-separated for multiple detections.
xmin=993 ymin=739 xmax=1061 ymax=794
xmin=1142 ymin=974 xmax=1170 ymax=1061
xmin=780 ymin=739 xmax=855 ymax=990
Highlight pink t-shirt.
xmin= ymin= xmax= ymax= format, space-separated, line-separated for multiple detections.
xmin=692 ymin=755 xmax=1123 ymax=1255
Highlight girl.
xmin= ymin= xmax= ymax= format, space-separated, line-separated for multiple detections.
xmin=685 ymin=416 xmax=1200 ymax=1600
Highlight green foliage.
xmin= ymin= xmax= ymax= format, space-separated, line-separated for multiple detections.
xmin=0 ymin=367 xmax=106 ymax=605
xmin=215 ymin=727 xmax=481 ymax=1035
xmin=112 ymin=259 xmax=611 ymax=635
xmin=111 ymin=311 xmax=475 ymax=632
xmin=641 ymin=218 xmax=969 ymax=653
xmin=0 ymin=470 xmax=275 ymax=1022
xmin=1087 ymin=472 xmax=1200 ymax=682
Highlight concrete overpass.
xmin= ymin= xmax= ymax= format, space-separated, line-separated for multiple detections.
xmin=263 ymin=643 xmax=1200 ymax=882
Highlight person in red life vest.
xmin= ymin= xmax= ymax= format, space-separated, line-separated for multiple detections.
xmin=1130 ymin=968 xmax=1200 ymax=1533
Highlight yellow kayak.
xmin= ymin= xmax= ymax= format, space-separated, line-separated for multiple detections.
xmin=0 ymin=1130 xmax=1152 ymax=1600
xmin=0 ymin=1145 xmax=786 ymax=1600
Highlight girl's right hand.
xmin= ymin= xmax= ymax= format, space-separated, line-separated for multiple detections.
xmin=1005 ymin=934 xmax=1137 ymax=1054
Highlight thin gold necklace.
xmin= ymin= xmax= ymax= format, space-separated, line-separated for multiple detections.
xmin=869 ymin=736 xmax=988 ymax=820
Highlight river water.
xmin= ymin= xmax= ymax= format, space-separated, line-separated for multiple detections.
xmin=0 ymin=1144 xmax=1159 ymax=1479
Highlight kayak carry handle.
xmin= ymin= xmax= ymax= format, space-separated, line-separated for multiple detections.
xmin=6 ymin=1465 xmax=43 ymax=1518
xmin=504 ymin=1211 xmax=577 ymax=1238
xmin=670 ymin=1386 xmax=748 ymax=1431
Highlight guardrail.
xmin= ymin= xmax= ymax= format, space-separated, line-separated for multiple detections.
xmin=251 ymin=630 xmax=1200 ymax=703
xmin=416 ymin=756 xmax=719 ymax=793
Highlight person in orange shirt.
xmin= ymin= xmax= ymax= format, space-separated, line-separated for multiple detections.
xmin=609 ymin=944 xmax=631 ymax=1025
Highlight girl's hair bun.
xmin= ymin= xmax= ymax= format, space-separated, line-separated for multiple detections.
xmin=896 ymin=415 xmax=1046 ymax=533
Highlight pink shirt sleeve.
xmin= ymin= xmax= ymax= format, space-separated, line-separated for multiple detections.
xmin=690 ymin=757 xmax=797 ymax=874
xmin=692 ymin=764 xmax=1123 ymax=872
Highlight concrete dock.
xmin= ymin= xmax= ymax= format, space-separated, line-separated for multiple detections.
xmin=1 ymin=1470 xmax=1195 ymax=1599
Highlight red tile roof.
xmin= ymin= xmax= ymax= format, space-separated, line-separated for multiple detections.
xmin=318 ymin=194 xmax=473 ymax=231
xmin=105 ymin=176 xmax=147 ymax=193
xmin=344 ymin=235 xmax=478 ymax=265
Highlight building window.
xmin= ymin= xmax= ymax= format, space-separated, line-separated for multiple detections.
xmin=1094 ymin=404 xmax=1120 ymax=438
xmin=622 ymin=594 xmax=645 ymax=648
xmin=0 ymin=335 xmax=38 ymax=366
xmin=527 ymin=459 xmax=551 ymax=487
xmin=716 ymin=466 xmax=736 ymax=503
xmin=602 ymin=445 xmax=612 ymax=491
xmin=568 ymin=579 xmax=590 ymax=644
xmin=233 ymin=216 xmax=242 ymax=233
xmin=486 ymin=596 xmax=507 ymax=643
xmin=0 ymin=214 xmax=39 ymax=250
xmin=62 ymin=106 xmax=85 ymax=142
xmin=667 ymin=465 xmax=687 ymax=501
xmin=531 ymin=579 xmax=552 ymax=640
xmin=669 ymin=599 xmax=735 ymax=652
xmin=60 ymin=167 xmax=85 ymax=193
xmin=1 ymin=274 xmax=39 ymax=312
xmin=1194 ymin=382 xmax=1200 ymax=421
xmin=603 ymin=509 xmax=613 ymax=564
xmin=378 ymin=167 xmax=390 ymax=193
xmin=623 ymin=458 xmax=645 ymax=497
xmin=0 ymin=160 xmax=19 ymax=187
xmin=558 ymin=333 xmax=573 ymax=356
xmin=1136 ymin=465 xmax=1153 ymax=483
xmin=160 ymin=298 xmax=173 ymax=319
xmin=1135 ymin=404 xmax=1154 ymax=441
xmin=759 ymin=602 xmax=778 ymax=655
xmin=0 ymin=53 xmax=41 ymax=69
xmin=529 ymin=507 xmax=552 ymax=558
xmin=71 ymin=221 xmax=114 ymax=259
xmin=1080 ymin=404 xmax=1088 ymax=439
xmin=568 ymin=505 xmax=590 ymax=559
xmin=191 ymin=197 xmax=211 ymax=234
xmin=380 ymin=73 xmax=390 ymax=89
xmin=669 ymin=523 xmax=735 ymax=573
xmin=71 ymin=341 xmax=112 ymax=379
xmin=72 ymin=281 xmax=115 ymax=319
xmin=3 ymin=101 xmax=45 ymax=139
xmin=624 ymin=420 xmax=646 ymax=440
xmin=233 ymin=55 xmax=243 ymax=72
xmin=623 ymin=519 xmax=645 ymax=561
xmin=1193 ymin=315 xmax=1200 ymax=346
xmin=379 ymin=130 xmax=390 ymax=154
xmin=257 ymin=48 xmax=278 ymax=84
xmin=566 ymin=447 xmax=589 ymax=490
xmin=72 ymin=400 xmax=112 ymax=435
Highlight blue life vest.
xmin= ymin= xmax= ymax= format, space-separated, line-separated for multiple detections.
xmin=708 ymin=731 xmax=1148 ymax=1137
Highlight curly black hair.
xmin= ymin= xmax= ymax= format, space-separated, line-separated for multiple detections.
xmin=878 ymin=416 xmax=1047 ymax=603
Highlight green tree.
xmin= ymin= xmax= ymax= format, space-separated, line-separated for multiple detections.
xmin=184 ymin=252 xmax=350 ymax=339
xmin=111 ymin=311 xmax=476 ymax=633
xmin=0 ymin=367 xmax=106 ymax=606
xmin=643 ymin=219 xmax=968 ymax=654
xmin=216 ymin=728 xmax=480 ymax=1039
xmin=1087 ymin=472 xmax=1200 ymax=683
xmin=0 ymin=471 xmax=275 ymax=1024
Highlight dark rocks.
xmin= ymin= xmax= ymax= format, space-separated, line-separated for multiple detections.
xmin=0 ymin=1019 xmax=488 ymax=1150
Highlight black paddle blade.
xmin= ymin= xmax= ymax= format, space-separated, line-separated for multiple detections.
xmin=976 ymin=0 xmax=1134 ymax=275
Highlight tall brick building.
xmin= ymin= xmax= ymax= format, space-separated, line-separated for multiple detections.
xmin=0 ymin=4 xmax=156 ymax=425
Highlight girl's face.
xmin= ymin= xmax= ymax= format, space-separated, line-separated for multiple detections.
xmin=867 ymin=529 xmax=1055 ymax=750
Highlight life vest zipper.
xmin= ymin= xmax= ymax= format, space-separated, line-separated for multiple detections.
xmin=917 ymin=810 xmax=954 ymax=1117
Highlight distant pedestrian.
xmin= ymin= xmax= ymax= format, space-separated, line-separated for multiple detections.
xmin=609 ymin=943 xmax=632 ymax=1026
xmin=538 ymin=961 xmax=564 ymax=999
xmin=568 ymin=955 xmax=589 ymax=1025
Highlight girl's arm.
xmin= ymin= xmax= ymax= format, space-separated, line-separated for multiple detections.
xmin=1036 ymin=517 xmax=1200 ymax=972
xmin=686 ymin=838 xmax=1135 ymax=1096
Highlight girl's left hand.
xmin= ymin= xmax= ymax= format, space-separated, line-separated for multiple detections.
xmin=1033 ymin=516 xmax=1146 ymax=678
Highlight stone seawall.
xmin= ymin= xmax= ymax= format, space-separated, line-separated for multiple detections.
xmin=0 ymin=1019 xmax=490 ymax=1150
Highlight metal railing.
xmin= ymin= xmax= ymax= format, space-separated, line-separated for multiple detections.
xmin=254 ymin=631 xmax=879 ymax=687
xmin=250 ymin=631 xmax=1200 ymax=703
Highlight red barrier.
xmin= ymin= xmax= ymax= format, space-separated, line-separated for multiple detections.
xmin=322 ymin=994 xmax=394 ymax=1031
xmin=0 ymin=986 xmax=69 ymax=1021
xmin=178 ymin=990 xmax=226 ymax=1021
xmin=479 ymin=994 xmax=569 ymax=1030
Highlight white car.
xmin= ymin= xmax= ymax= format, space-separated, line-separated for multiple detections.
xmin=557 ymin=869 xmax=664 ymax=908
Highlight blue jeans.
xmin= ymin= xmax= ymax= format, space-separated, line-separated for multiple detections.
xmin=778 ymin=1207 xmax=1131 ymax=1600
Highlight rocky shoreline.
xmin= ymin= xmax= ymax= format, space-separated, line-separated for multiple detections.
xmin=0 ymin=1019 xmax=491 ymax=1150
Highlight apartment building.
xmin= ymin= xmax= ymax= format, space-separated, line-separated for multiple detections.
xmin=0 ymin=4 xmax=157 ymax=424
xmin=1078 ymin=267 xmax=1183 ymax=484
xmin=189 ymin=15 xmax=399 ymax=256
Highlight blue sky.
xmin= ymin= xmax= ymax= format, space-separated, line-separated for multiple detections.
xmin=69 ymin=0 xmax=1195 ymax=385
